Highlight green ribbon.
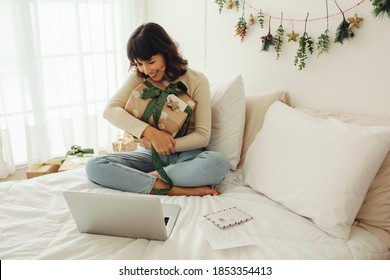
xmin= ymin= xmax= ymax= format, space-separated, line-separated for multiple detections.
xmin=151 ymin=146 xmax=174 ymax=195
xmin=66 ymin=145 xmax=94 ymax=157
xmin=140 ymin=80 xmax=188 ymax=126
xmin=139 ymin=80 xmax=193 ymax=195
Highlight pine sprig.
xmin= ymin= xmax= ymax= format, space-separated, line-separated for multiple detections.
xmin=294 ymin=32 xmax=314 ymax=70
xmin=317 ymin=30 xmax=330 ymax=56
xmin=334 ymin=1 xmax=353 ymax=44
xmin=215 ymin=0 xmax=226 ymax=14
xmin=372 ymin=0 xmax=390 ymax=18
xmin=274 ymin=24 xmax=285 ymax=59
xmin=334 ymin=18 xmax=353 ymax=44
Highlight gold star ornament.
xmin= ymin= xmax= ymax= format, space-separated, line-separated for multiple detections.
xmin=287 ymin=30 xmax=299 ymax=42
xmin=347 ymin=13 xmax=363 ymax=29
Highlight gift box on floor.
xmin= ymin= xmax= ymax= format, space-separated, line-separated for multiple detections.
xmin=26 ymin=160 xmax=61 ymax=179
xmin=58 ymin=155 xmax=92 ymax=172
xmin=125 ymin=79 xmax=196 ymax=137
xmin=112 ymin=132 xmax=138 ymax=152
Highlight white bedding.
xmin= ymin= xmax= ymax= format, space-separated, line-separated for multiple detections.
xmin=1 ymin=168 xmax=389 ymax=260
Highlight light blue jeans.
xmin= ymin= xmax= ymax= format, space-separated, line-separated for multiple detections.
xmin=85 ymin=147 xmax=230 ymax=194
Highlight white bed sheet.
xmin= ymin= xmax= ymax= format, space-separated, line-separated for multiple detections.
xmin=1 ymin=169 xmax=389 ymax=260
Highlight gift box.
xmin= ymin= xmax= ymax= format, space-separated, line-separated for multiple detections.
xmin=112 ymin=132 xmax=138 ymax=152
xmin=125 ymin=79 xmax=196 ymax=137
xmin=58 ymin=155 xmax=92 ymax=172
xmin=26 ymin=160 xmax=61 ymax=179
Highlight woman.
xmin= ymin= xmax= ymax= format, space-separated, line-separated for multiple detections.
xmin=86 ymin=22 xmax=230 ymax=196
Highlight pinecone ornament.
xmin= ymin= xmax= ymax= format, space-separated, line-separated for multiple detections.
xmin=235 ymin=16 xmax=248 ymax=42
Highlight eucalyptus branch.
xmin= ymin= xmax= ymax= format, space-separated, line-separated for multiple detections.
xmin=293 ymin=13 xmax=313 ymax=70
xmin=215 ymin=0 xmax=226 ymax=14
xmin=317 ymin=30 xmax=330 ymax=56
xmin=257 ymin=10 xmax=265 ymax=28
xmin=317 ymin=0 xmax=330 ymax=56
xmin=274 ymin=13 xmax=285 ymax=59
xmin=235 ymin=0 xmax=240 ymax=12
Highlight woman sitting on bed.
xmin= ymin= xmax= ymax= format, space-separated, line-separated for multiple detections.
xmin=86 ymin=22 xmax=230 ymax=196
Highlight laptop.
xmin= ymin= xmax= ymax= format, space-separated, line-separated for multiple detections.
xmin=63 ymin=191 xmax=180 ymax=241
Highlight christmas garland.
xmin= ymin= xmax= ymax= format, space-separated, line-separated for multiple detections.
xmin=214 ymin=0 xmax=389 ymax=70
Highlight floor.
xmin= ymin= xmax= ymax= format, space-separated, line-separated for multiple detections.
xmin=0 ymin=167 xmax=28 ymax=182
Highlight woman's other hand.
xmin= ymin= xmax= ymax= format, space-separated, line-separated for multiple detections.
xmin=141 ymin=126 xmax=176 ymax=156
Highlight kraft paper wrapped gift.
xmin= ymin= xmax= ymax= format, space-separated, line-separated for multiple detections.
xmin=58 ymin=156 xmax=92 ymax=172
xmin=112 ymin=132 xmax=138 ymax=152
xmin=26 ymin=160 xmax=61 ymax=179
xmin=125 ymin=80 xmax=196 ymax=137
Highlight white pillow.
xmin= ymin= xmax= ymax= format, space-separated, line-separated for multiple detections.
xmin=243 ymin=101 xmax=390 ymax=240
xmin=207 ymin=75 xmax=246 ymax=170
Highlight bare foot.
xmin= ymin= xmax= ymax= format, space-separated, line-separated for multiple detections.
xmin=148 ymin=172 xmax=219 ymax=196
xmin=167 ymin=186 xmax=220 ymax=196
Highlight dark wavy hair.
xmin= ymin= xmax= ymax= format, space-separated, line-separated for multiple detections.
xmin=127 ymin=22 xmax=188 ymax=81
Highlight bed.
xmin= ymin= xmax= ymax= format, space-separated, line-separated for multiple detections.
xmin=1 ymin=75 xmax=390 ymax=260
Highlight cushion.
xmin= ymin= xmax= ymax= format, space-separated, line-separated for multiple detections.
xmin=296 ymin=106 xmax=390 ymax=248
xmin=237 ymin=91 xmax=290 ymax=169
xmin=243 ymin=101 xmax=390 ymax=240
xmin=207 ymin=75 xmax=246 ymax=170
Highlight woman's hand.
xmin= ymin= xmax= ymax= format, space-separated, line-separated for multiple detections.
xmin=136 ymin=137 xmax=152 ymax=149
xmin=141 ymin=126 xmax=176 ymax=156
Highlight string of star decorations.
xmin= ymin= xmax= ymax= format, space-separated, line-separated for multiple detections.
xmin=215 ymin=0 xmax=390 ymax=70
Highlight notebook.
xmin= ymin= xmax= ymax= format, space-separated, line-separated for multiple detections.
xmin=63 ymin=191 xmax=180 ymax=241
xmin=204 ymin=207 xmax=253 ymax=229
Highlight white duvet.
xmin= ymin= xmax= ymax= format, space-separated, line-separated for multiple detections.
xmin=1 ymin=169 xmax=389 ymax=260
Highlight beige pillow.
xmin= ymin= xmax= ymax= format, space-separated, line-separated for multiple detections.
xmin=296 ymin=106 xmax=390 ymax=248
xmin=237 ymin=91 xmax=289 ymax=169
xmin=207 ymin=75 xmax=246 ymax=170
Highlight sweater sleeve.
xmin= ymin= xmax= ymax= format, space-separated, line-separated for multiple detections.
xmin=174 ymin=70 xmax=212 ymax=152
xmin=103 ymin=73 xmax=148 ymax=139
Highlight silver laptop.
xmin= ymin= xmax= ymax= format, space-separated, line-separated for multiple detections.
xmin=63 ymin=191 xmax=180 ymax=241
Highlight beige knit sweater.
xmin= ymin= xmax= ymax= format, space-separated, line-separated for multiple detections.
xmin=103 ymin=68 xmax=212 ymax=152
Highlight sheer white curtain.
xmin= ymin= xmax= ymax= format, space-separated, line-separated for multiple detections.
xmin=0 ymin=0 xmax=143 ymax=177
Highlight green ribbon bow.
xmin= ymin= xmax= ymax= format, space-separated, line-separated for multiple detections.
xmin=139 ymin=80 xmax=192 ymax=129
xmin=66 ymin=145 xmax=94 ymax=157
xmin=139 ymin=80 xmax=193 ymax=195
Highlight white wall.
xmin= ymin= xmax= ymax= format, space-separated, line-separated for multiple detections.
xmin=144 ymin=0 xmax=390 ymax=116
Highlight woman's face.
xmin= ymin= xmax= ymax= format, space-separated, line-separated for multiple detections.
xmin=135 ymin=53 xmax=166 ymax=82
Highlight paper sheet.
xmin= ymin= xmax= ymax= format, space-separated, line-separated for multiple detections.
xmin=199 ymin=220 xmax=255 ymax=250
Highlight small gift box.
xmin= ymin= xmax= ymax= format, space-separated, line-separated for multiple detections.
xmin=125 ymin=79 xmax=196 ymax=137
xmin=58 ymin=155 xmax=92 ymax=172
xmin=112 ymin=132 xmax=138 ymax=152
xmin=26 ymin=159 xmax=62 ymax=179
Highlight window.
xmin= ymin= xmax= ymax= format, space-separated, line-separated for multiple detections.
xmin=0 ymin=0 xmax=141 ymax=167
